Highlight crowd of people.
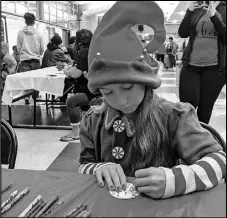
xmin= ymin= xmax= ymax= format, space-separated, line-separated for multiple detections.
xmin=1 ymin=1 xmax=226 ymax=201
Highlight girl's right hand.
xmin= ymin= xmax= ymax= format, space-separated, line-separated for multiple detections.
xmin=189 ymin=1 xmax=203 ymax=11
xmin=95 ymin=163 xmax=127 ymax=192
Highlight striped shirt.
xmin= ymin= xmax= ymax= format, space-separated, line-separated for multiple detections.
xmin=78 ymin=150 xmax=226 ymax=198
xmin=78 ymin=99 xmax=226 ymax=199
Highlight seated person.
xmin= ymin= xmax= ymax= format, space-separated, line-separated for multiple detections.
xmin=11 ymin=45 xmax=20 ymax=64
xmin=67 ymin=36 xmax=77 ymax=60
xmin=42 ymin=33 xmax=71 ymax=68
xmin=78 ymin=1 xmax=226 ymax=199
xmin=1 ymin=42 xmax=17 ymax=93
xmin=60 ymin=29 xmax=101 ymax=142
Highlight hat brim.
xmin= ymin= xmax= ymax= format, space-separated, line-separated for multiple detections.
xmin=88 ymin=59 xmax=161 ymax=94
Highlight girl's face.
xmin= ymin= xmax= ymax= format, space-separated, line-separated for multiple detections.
xmin=100 ymin=83 xmax=145 ymax=114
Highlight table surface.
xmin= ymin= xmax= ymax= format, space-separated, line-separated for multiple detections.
xmin=2 ymin=66 xmax=66 ymax=105
xmin=2 ymin=169 xmax=226 ymax=217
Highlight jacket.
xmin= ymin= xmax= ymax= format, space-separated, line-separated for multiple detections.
xmin=78 ymin=96 xmax=226 ymax=199
xmin=42 ymin=43 xmax=71 ymax=68
xmin=17 ymin=26 xmax=45 ymax=62
xmin=178 ymin=3 xmax=226 ymax=74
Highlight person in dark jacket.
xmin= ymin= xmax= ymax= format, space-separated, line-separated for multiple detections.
xmin=60 ymin=29 xmax=101 ymax=142
xmin=67 ymin=36 xmax=76 ymax=60
xmin=178 ymin=1 xmax=226 ymax=124
xmin=42 ymin=33 xmax=71 ymax=68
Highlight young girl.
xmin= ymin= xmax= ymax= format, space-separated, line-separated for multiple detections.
xmin=78 ymin=1 xmax=226 ymax=199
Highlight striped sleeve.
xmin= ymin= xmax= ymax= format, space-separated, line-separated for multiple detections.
xmin=78 ymin=162 xmax=116 ymax=175
xmin=160 ymin=150 xmax=226 ymax=199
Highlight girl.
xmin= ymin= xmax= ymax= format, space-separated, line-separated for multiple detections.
xmin=78 ymin=1 xmax=226 ymax=199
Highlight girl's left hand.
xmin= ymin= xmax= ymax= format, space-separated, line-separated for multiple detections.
xmin=134 ymin=167 xmax=166 ymax=199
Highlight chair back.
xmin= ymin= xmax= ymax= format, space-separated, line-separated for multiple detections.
xmin=200 ymin=122 xmax=226 ymax=152
xmin=200 ymin=122 xmax=226 ymax=183
xmin=1 ymin=118 xmax=18 ymax=169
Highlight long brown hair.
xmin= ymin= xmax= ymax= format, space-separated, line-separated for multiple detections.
xmin=93 ymin=86 xmax=169 ymax=175
xmin=123 ymin=87 xmax=168 ymax=175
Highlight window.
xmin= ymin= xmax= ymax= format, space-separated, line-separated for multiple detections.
xmin=1 ymin=1 xmax=16 ymax=14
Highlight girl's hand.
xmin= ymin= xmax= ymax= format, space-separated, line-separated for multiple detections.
xmin=188 ymin=1 xmax=203 ymax=11
xmin=134 ymin=167 xmax=166 ymax=199
xmin=203 ymin=1 xmax=220 ymax=17
xmin=95 ymin=163 xmax=127 ymax=192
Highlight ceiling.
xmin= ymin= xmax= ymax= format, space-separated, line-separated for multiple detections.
xmin=78 ymin=1 xmax=190 ymax=23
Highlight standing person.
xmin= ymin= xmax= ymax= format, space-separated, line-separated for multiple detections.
xmin=78 ymin=1 xmax=225 ymax=199
xmin=17 ymin=12 xmax=45 ymax=72
xmin=155 ymin=43 xmax=166 ymax=66
xmin=17 ymin=12 xmax=45 ymax=104
xmin=178 ymin=1 xmax=226 ymax=124
xmin=60 ymin=29 xmax=100 ymax=142
xmin=67 ymin=36 xmax=77 ymax=60
xmin=165 ymin=36 xmax=178 ymax=68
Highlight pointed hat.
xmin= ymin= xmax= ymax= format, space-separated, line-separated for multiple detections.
xmin=88 ymin=1 xmax=166 ymax=94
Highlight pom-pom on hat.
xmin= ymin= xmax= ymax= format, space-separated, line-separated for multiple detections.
xmin=88 ymin=1 xmax=166 ymax=94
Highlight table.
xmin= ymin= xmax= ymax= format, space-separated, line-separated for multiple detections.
xmin=1 ymin=67 xmax=70 ymax=129
xmin=2 ymin=66 xmax=66 ymax=106
xmin=2 ymin=169 xmax=226 ymax=217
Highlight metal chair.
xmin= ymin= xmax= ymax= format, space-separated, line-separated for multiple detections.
xmin=1 ymin=118 xmax=18 ymax=169
xmin=200 ymin=122 xmax=226 ymax=153
xmin=200 ymin=122 xmax=226 ymax=183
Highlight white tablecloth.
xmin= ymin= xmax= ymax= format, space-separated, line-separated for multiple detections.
xmin=2 ymin=66 xmax=66 ymax=105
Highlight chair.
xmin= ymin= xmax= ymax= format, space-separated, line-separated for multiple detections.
xmin=200 ymin=122 xmax=226 ymax=153
xmin=200 ymin=122 xmax=226 ymax=183
xmin=177 ymin=122 xmax=226 ymax=183
xmin=1 ymin=118 xmax=18 ymax=169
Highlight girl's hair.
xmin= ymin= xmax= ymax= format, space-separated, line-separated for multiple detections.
xmin=24 ymin=12 xmax=36 ymax=26
xmin=93 ymin=86 xmax=168 ymax=175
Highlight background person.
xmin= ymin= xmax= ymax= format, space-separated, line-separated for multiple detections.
xmin=11 ymin=45 xmax=20 ymax=65
xmin=67 ymin=36 xmax=77 ymax=60
xmin=42 ymin=33 xmax=71 ymax=68
xmin=165 ymin=36 xmax=178 ymax=69
xmin=60 ymin=29 xmax=101 ymax=142
xmin=1 ymin=42 xmax=17 ymax=94
xmin=17 ymin=12 xmax=45 ymax=72
xmin=178 ymin=1 xmax=226 ymax=124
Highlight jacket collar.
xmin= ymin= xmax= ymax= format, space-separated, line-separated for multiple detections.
xmin=104 ymin=106 xmax=136 ymax=137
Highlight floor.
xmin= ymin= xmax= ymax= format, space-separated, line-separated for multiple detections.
xmin=1 ymin=64 xmax=226 ymax=170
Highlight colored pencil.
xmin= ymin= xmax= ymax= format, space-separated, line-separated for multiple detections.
xmin=64 ymin=204 xmax=83 ymax=217
xmin=19 ymin=194 xmax=42 ymax=217
xmin=1 ymin=184 xmax=12 ymax=193
xmin=34 ymin=195 xmax=59 ymax=217
xmin=70 ymin=205 xmax=87 ymax=217
xmin=1 ymin=187 xmax=30 ymax=214
xmin=81 ymin=210 xmax=92 ymax=217
xmin=24 ymin=199 xmax=44 ymax=217
xmin=75 ymin=209 xmax=89 ymax=217
xmin=1 ymin=190 xmax=18 ymax=210
xmin=30 ymin=201 xmax=47 ymax=217
xmin=41 ymin=200 xmax=64 ymax=217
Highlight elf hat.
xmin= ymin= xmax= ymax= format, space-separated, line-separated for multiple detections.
xmin=88 ymin=1 xmax=166 ymax=94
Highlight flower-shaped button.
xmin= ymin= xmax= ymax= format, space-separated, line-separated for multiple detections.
xmin=113 ymin=120 xmax=125 ymax=132
xmin=112 ymin=147 xmax=124 ymax=159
